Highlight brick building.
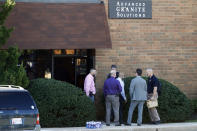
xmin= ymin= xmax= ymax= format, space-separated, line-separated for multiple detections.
xmin=2 ymin=0 xmax=197 ymax=102
xmin=96 ymin=0 xmax=197 ymax=100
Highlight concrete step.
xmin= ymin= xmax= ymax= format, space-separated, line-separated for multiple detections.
xmin=41 ymin=122 xmax=197 ymax=131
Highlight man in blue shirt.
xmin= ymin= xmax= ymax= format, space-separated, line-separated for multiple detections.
xmin=103 ymin=70 xmax=122 ymax=126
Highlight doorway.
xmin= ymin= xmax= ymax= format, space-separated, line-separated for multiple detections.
xmin=53 ymin=57 xmax=75 ymax=85
xmin=52 ymin=49 xmax=95 ymax=88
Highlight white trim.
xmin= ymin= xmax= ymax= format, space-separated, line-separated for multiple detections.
xmin=0 ymin=85 xmax=24 ymax=90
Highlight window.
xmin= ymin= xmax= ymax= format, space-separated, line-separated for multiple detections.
xmin=0 ymin=91 xmax=36 ymax=110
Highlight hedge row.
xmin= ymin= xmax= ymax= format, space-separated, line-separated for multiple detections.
xmin=27 ymin=78 xmax=96 ymax=127
xmin=122 ymin=77 xmax=193 ymax=123
xmin=27 ymin=77 xmax=193 ymax=127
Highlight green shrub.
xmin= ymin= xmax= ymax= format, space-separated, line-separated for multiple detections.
xmin=0 ymin=0 xmax=15 ymax=47
xmin=0 ymin=47 xmax=29 ymax=88
xmin=27 ymin=78 xmax=96 ymax=127
xmin=122 ymin=76 xmax=193 ymax=123
xmin=191 ymin=99 xmax=197 ymax=113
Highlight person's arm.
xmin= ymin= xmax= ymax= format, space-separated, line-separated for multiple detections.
xmin=117 ymin=80 xmax=122 ymax=93
xmin=103 ymin=81 xmax=107 ymax=97
xmin=92 ymin=80 xmax=96 ymax=95
xmin=144 ymin=81 xmax=148 ymax=100
xmin=129 ymin=79 xmax=135 ymax=98
xmin=144 ymin=81 xmax=147 ymax=92
xmin=153 ymin=79 xmax=159 ymax=98
xmin=84 ymin=76 xmax=91 ymax=96
xmin=121 ymin=86 xmax=127 ymax=101
xmin=119 ymin=80 xmax=127 ymax=101
xmin=153 ymin=87 xmax=157 ymax=96
xmin=117 ymin=78 xmax=125 ymax=98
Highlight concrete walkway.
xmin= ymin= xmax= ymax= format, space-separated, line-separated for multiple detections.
xmin=42 ymin=122 xmax=197 ymax=131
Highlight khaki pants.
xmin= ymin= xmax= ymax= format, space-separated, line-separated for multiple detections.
xmin=105 ymin=95 xmax=120 ymax=124
xmin=147 ymin=94 xmax=160 ymax=122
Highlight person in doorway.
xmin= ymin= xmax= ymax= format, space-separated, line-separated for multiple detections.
xmin=146 ymin=68 xmax=161 ymax=125
xmin=84 ymin=69 xmax=97 ymax=102
xmin=103 ymin=70 xmax=122 ymax=126
xmin=116 ymin=72 xmax=127 ymax=125
xmin=126 ymin=69 xmax=147 ymax=126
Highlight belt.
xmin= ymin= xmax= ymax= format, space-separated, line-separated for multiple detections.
xmin=107 ymin=94 xmax=119 ymax=96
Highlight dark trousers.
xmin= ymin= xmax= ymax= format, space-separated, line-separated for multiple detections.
xmin=119 ymin=95 xmax=124 ymax=124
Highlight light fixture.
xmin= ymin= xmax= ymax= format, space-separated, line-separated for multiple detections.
xmin=45 ymin=69 xmax=51 ymax=79
xmin=65 ymin=50 xmax=75 ymax=55
xmin=53 ymin=50 xmax=62 ymax=55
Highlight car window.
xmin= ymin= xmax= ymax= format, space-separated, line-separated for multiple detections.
xmin=0 ymin=91 xmax=36 ymax=110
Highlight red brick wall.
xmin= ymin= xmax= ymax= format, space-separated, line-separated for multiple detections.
xmin=95 ymin=0 xmax=197 ymax=100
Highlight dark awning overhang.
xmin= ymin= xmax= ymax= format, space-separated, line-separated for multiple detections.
xmin=1 ymin=1 xmax=111 ymax=49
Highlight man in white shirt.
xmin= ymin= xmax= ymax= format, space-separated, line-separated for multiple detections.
xmin=116 ymin=72 xmax=127 ymax=125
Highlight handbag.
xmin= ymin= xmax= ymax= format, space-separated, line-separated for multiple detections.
xmin=147 ymin=100 xmax=158 ymax=108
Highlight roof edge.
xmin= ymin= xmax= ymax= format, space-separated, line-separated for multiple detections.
xmin=0 ymin=0 xmax=103 ymax=4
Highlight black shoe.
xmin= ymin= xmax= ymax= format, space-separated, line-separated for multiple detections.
xmin=155 ymin=120 xmax=160 ymax=125
xmin=152 ymin=120 xmax=160 ymax=125
xmin=106 ymin=124 xmax=110 ymax=126
xmin=115 ymin=124 xmax=121 ymax=126
xmin=119 ymin=122 xmax=124 ymax=126
xmin=125 ymin=123 xmax=131 ymax=126
xmin=137 ymin=123 xmax=142 ymax=126
xmin=120 ymin=122 xmax=124 ymax=125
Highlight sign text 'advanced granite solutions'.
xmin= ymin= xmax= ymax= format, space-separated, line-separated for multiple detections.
xmin=109 ymin=0 xmax=152 ymax=19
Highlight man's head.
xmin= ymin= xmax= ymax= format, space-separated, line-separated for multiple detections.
xmin=146 ymin=68 xmax=153 ymax=77
xmin=110 ymin=70 xmax=116 ymax=78
xmin=136 ymin=68 xmax=142 ymax=76
xmin=111 ymin=65 xmax=117 ymax=70
xmin=90 ymin=68 xmax=97 ymax=76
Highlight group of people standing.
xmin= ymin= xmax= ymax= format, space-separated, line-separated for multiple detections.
xmin=84 ymin=65 xmax=161 ymax=126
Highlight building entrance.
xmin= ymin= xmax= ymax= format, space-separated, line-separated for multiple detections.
xmin=53 ymin=57 xmax=75 ymax=85
xmin=22 ymin=49 xmax=95 ymax=89
xmin=52 ymin=49 xmax=95 ymax=88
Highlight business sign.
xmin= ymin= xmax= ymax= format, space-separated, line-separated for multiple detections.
xmin=108 ymin=0 xmax=152 ymax=19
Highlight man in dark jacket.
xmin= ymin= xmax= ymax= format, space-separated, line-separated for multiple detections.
xmin=146 ymin=68 xmax=161 ymax=125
